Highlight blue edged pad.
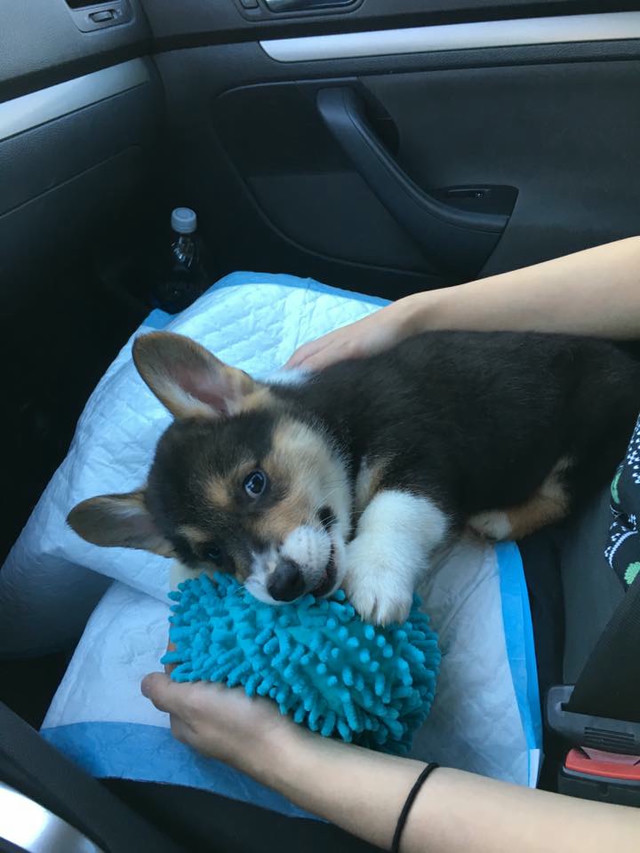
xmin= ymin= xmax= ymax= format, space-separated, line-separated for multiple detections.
xmin=3 ymin=269 xmax=542 ymax=812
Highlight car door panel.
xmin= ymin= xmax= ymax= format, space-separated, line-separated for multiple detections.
xmin=0 ymin=1 xmax=162 ymax=563
xmin=152 ymin=17 xmax=640 ymax=294
xmin=362 ymin=60 xmax=640 ymax=274
xmin=143 ymin=0 xmax=639 ymax=45
xmin=213 ymin=80 xmax=435 ymax=276
xmin=0 ymin=0 xmax=150 ymax=101
xmin=0 ymin=58 xmax=163 ymax=300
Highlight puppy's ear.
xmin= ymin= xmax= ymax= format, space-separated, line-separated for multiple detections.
xmin=67 ymin=491 xmax=174 ymax=556
xmin=133 ymin=332 xmax=256 ymax=419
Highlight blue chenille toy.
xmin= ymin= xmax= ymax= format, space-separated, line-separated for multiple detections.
xmin=162 ymin=573 xmax=441 ymax=754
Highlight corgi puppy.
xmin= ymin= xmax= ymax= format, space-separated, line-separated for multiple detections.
xmin=68 ymin=330 xmax=639 ymax=625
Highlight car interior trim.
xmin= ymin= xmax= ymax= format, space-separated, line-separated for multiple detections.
xmin=0 ymin=58 xmax=150 ymax=142
xmin=260 ymin=11 xmax=640 ymax=62
xmin=0 ymin=781 xmax=104 ymax=853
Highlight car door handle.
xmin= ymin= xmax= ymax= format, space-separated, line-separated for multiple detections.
xmin=317 ymin=87 xmax=513 ymax=278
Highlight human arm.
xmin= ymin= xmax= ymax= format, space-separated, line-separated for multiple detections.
xmin=142 ymin=673 xmax=640 ymax=853
xmin=285 ymin=236 xmax=640 ymax=371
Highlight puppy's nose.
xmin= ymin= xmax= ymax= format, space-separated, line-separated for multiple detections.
xmin=267 ymin=559 xmax=306 ymax=602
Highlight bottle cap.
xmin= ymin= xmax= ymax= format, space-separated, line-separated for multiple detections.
xmin=171 ymin=207 xmax=197 ymax=234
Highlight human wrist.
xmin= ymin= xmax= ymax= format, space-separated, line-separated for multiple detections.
xmin=388 ymin=292 xmax=428 ymax=339
xmin=249 ymin=715 xmax=311 ymax=790
xmin=269 ymin=731 xmax=437 ymax=849
xmin=261 ymin=723 xmax=353 ymax=807
xmin=394 ymin=287 xmax=458 ymax=337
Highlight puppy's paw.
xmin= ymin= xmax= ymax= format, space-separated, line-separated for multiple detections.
xmin=347 ymin=581 xmax=413 ymax=626
xmin=343 ymin=539 xmax=414 ymax=626
xmin=468 ymin=510 xmax=512 ymax=542
xmin=170 ymin=560 xmax=214 ymax=591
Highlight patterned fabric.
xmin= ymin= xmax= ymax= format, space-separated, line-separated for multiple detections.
xmin=605 ymin=414 xmax=640 ymax=589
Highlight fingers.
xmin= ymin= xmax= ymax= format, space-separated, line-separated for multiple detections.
xmin=141 ymin=671 xmax=201 ymax=719
xmin=283 ymin=338 xmax=325 ymax=369
xmin=141 ymin=672 xmax=175 ymax=711
xmin=293 ymin=351 xmax=332 ymax=372
xmin=170 ymin=716 xmax=193 ymax=745
xmin=284 ymin=336 xmax=354 ymax=371
xmin=142 ymin=672 xmax=228 ymax=721
xmin=142 ymin=674 xmax=215 ymax=749
xmin=284 ymin=304 xmax=397 ymax=370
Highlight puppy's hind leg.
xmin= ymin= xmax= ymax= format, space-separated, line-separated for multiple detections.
xmin=469 ymin=458 xmax=571 ymax=541
xmin=344 ymin=489 xmax=451 ymax=625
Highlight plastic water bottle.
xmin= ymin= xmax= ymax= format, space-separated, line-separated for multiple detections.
xmin=152 ymin=207 xmax=209 ymax=313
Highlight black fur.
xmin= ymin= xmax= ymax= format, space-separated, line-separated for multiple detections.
xmin=146 ymin=411 xmax=282 ymax=568
xmin=143 ymin=330 xmax=640 ymax=556
xmin=275 ymin=330 xmax=640 ymax=525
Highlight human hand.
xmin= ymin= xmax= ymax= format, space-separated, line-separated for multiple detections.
xmin=141 ymin=673 xmax=300 ymax=777
xmin=284 ymin=297 xmax=415 ymax=371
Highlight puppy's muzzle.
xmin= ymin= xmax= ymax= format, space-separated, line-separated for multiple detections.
xmin=267 ymin=558 xmax=306 ymax=602
xmin=266 ymin=552 xmax=338 ymax=603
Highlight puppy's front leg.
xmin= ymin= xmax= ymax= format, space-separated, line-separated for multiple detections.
xmin=170 ymin=560 xmax=215 ymax=591
xmin=344 ymin=490 xmax=450 ymax=625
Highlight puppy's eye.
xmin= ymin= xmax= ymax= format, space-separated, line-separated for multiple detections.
xmin=243 ymin=469 xmax=268 ymax=498
xmin=204 ymin=544 xmax=223 ymax=563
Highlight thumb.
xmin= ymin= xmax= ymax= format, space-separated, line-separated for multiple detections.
xmin=141 ymin=672 xmax=183 ymax=714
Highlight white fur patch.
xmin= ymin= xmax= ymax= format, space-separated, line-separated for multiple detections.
xmin=345 ymin=490 xmax=450 ymax=625
xmin=244 ymin=545 xmax=279 ymax=603
xmin=261 ymin=368 xmax=312 ymax=387
xmin=468 ymin=510 xmax=512 ymax=541
xmin=170 ymin=560 xmax=214 ymax=590
xmin=281 ymin=525 xmax=331 ymax=586
xmin=354 ymin=457 xmax=374 ymax=513
xmin=245 ymin=525 xmax=344 ymax=604
xmin=245 ymin=575 xmax=281 ymax=605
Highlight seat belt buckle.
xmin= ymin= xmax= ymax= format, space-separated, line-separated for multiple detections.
xmin=560 ymin=747 xmax=640 ymax=805
xmin=547 ymin=685 xmax=640 ymax=806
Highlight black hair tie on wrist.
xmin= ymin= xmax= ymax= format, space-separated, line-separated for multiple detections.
xmin=391 ymin=763 xmax=439 ymax=853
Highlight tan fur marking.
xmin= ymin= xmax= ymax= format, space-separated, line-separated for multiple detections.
xmin=253 ymin=418 xmax=344 ymax=542
xmin=355 ymin=457 xmax=389 ymax=513
xmin=205 ymin=476 xmax=235 ymax=511
xmin=505 ymin=458 xmax=571 ymax=539
xmin=177 ymin=524 xmax=211 ymax=546
xmin=204 ymin=457 xmax=257 ymax=511
xmin=221 ymin=367 xmax=261 ymax=415
xmin=254 ymin=488 xmax=311 ymax=542
xmin=236 ymin=386 xmax=277 ymax=414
